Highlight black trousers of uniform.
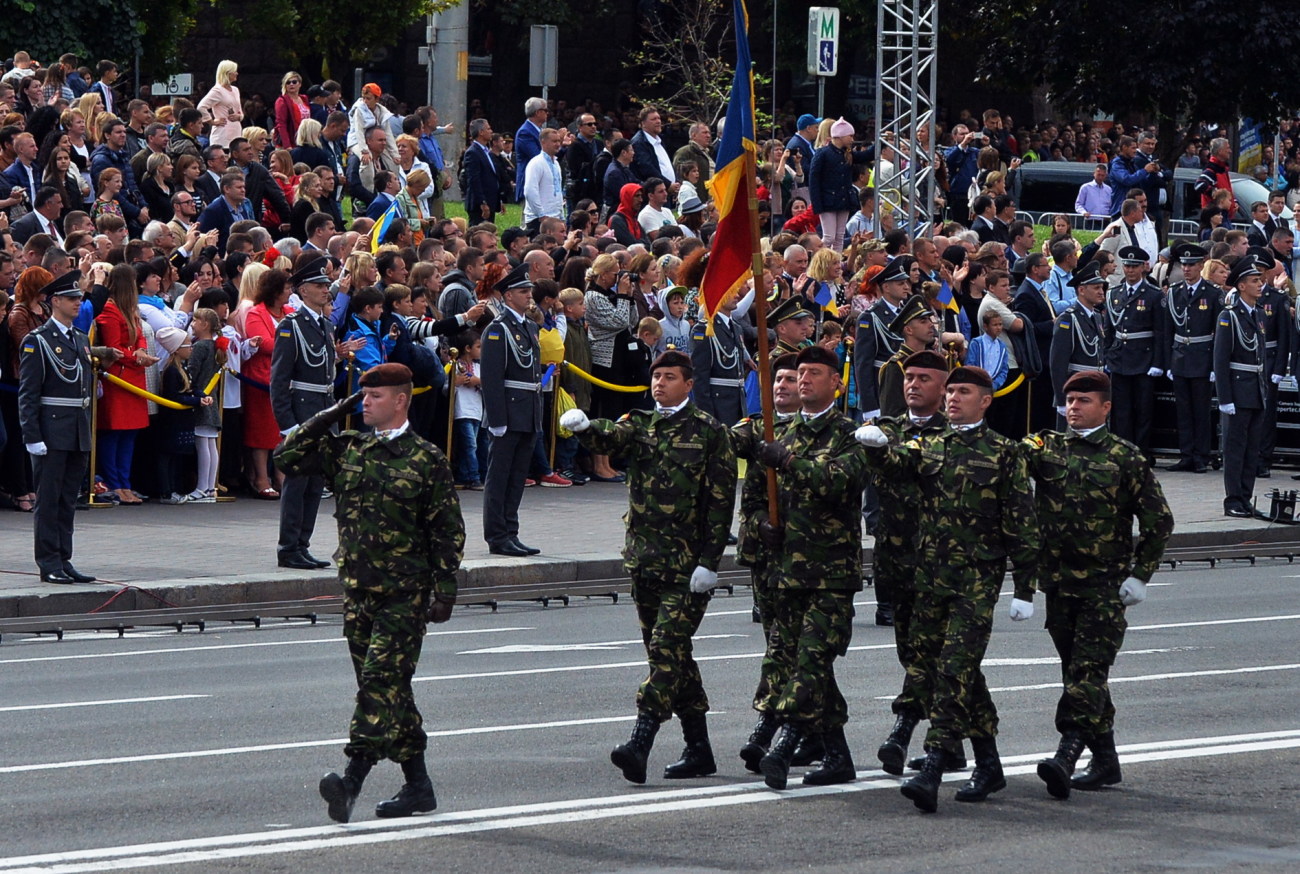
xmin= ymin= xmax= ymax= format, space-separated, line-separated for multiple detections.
xmin=1258 ymin=380 xmax=1281 ymax=472
xmin=33 ymin=449 xmax=87 ymax=575
xmin=1110 ymin=373 xmax=1154 ymax=455
xmin=278 ymin=472 xmax=324 ymax=555
xmin=483 ymin=429 xmax=533 ymax=547
xmin=1172 ymin=376 xmax=1214 ymax=467
xmin=1222 ymin=407 xmax=1265 ymax=511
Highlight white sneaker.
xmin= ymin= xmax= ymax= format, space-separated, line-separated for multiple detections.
xmin=160 ymin=492 xmax=189 ymax=505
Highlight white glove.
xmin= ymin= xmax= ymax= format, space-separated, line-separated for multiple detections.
xmin=1118 ymin=577 xmax=1147 ymax=606
xmin=861 ymin=408 xmax=881 ymax=423
xmin=1147 ymin=367 xmax=1163 ymax=378
xmin=1166 ymin=370 xmax=1174 ymax=381
xmin=1056 ymin=406 xmax=1067 ymax=417
xmin=1218 ymin=403 xmax=1236 ymax=416
xmin=559 ymin=409 xmax=590 ymax=433
xmin=489 ymin=425 xmax=507 ymax=438
xmin=1208 ymin=372 xmax=1214 ymax=383
xmin=689 ymin=566 xmax=719 ymax=593
xmin=25 ymin=442 xmax=48 ymax=456
xmin=1009 ymin=598 xmax=1034 ymax=621
xmin=1272 ymin=373 xmax=1285 ymax=385
xmin=853 ymin=424 xmax=888 ymax=447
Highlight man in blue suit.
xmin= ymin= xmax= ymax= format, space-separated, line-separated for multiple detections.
xmin=197 ymin=173 xmax=254 ymax=252
xmin=514 ymin=97 xmax=548 ymax=202
xmin=463 ymin=118 xmax=501 ymax=222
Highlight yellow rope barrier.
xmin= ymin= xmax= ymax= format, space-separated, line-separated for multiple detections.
xmin=563 ymin=362 xmax=648 ymax=393
xmin=100 ymin=368 xmax=224 ymax=411
xmin=993 ymin=372 xmax=1025 ymax=398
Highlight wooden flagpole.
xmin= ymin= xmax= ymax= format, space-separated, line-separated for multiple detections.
xmin=743 ymin=147 xmax=779 ymax=527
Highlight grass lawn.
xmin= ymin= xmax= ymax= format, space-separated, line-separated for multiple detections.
xmin=342 ymin=198 xmax=525 ymax=229
xmin=1034 ymin=225 xmax=1099 ymax=248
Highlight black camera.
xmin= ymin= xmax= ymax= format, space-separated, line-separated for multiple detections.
xmin=620 ymin=270 xmax=641 ymax=286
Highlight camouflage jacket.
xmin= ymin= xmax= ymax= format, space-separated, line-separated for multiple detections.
xmin=731 ymin=413 xmax=795 ymax=568
xmin=579 ymin=403 xmax=736 ymax=586
xmin=875 ymin=411 xmax=947 ymax=555
xmin=869 ymin=422 xmax=1040 ymax=600
xmin=1022 ymin=426 xmax=1174 ymax=589
xmin=770 ymin=406 xmax=869 ymax=589
xmin=275 ymin=426 xmax=465 ymax=600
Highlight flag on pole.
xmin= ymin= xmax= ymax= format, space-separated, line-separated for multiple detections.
xmin=936 ymin=279 xmax=958 ymax=312
xmin=698 ymin=0 xmax=757 ymax=329
xmin=813 ymin=281 xmax=839 ymax=317
xmin=369 ymin=199 xmax=402 ymax=253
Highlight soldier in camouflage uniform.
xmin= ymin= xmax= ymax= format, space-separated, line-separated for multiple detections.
xmin=753 ymin=345 xmax=870 ymax=791
xmin=275 ymin=363 xmax=465 ymax=824
xmin=870 ymin=350 xmax=953 ymax=776
xmin=732 ymin=352 xmax=801 ymax=772
xmin=857 ymin=365 xmax=1040 ymax=813
xmin=1022 ymin=370 xmax=1173 ymax=799
xmin=561 ymin=350 xmax=737 ymax=784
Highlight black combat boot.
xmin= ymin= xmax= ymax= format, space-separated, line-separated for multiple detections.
xmin=1037 ymin=731 xmax=1087 ymax=799
xmin=663 ymin=714 xmax=717 ymax=779
xmin=1072 ymin=731 xmax=1123 ymax=791
xmin=739 ymin=713 xmax=779 ymax=774
xmin=907 ymin=746 xmax=967 ymax=771
xmin=375 ymin=755 xmax=438 ymax=818
xmin=759 ymin=722 xmax=806 ymax=790
xmin=319 ymin=756 xmax=373 ymax=823
xmin=900 ymin=747 xmax=946 ymax=813
xmin=877 ymin=713 xmax=921 ymax=776
xmin=803 ymin=725 xmax=856 ymax=786
xmin=954 ymin=737 xmax=1006 ymax=802
xmin=790 ymin=730 xmax=825 ymax=767
xmin=610 ymin=714 xmax=660 ymax=784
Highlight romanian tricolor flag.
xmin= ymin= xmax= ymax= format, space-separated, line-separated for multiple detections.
xmin=369 ymin=198 xmax=401 ymax=253
xmin=699 ymin=0 xmax=757 ymax=328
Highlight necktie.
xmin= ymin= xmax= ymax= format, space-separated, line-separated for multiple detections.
xmin=1127 ymin=224 xmax=1139 ymax=247
xmin=46 ymin=217 xmax=61 ymax=242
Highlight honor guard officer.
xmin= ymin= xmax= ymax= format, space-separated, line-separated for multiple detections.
xmin=689 ymin=291 xmax=752 ymax=426
xmin=1214 ymin=255 xmax=1271 ymax=518
xmin=853 ymin=256 xmax=910 ymax=422
xmin=878 ymin=295 xmax=939 ymax=419
xmin=1050 ymin=261 xmax=1108 ymax=426
xmin=1247 ymin=246 xmax=1292 ymax=478
xmin=276 ymin=363 xmax=465 ymax=824
xmin=271 ymin=260 xmax=338 ymax=570
xmin=1103 ymin=246 xmax=1163 ymax=459
xmin=1159 ymin=242 xmax=1221 ymax=472
xmin=856 ymin=366 xmax=1040 ymax=813
xmin=872 ymin=350 xmax=950 ymax=774
xmin=480 ymin=262 xmax=544 ymax=556
xmin=770 ymin=296 xmax=815 ymax=356
xmin=18 ymin=270 xmax=121 ymax=584
xmin=1022 ymin=371 xmax=1173 ymax=799
xmin=732 ymin=352 xmax=802 ymax=772
xmin=561 ymin=350 xmax=737 ymax=784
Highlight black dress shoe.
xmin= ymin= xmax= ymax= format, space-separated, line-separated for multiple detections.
xmin=1165 ymin=460 xmax=1195 ymax=472
xmin=489 ymin=541 xmax=530 ymax=557
xmin=62 ymin=566 xmax=96 ymax=583
xmin=510 ymin=537 xmax=541 ymax=555
xmin=1224 ymin=506 xmax=1253 ymax=519
xmin=300 ymin=550 xmax=333 ymax=569
xmin=41 ymin=570 xmax=76 ymax=584
xmin=277 ymin=551 xmax=319 ymax=570
xmin=875 ymin=607 xmax=895 ymax=627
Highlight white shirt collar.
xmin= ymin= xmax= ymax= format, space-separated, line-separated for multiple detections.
xmin=374 ymin=420 xmax=410 ymax=441
xmin=655 ymin=398 xmax=689 ymax=416
xmin=1070 ymin=424 xmax=1105 ymax=437
xmin=951 ymin=420 xmax=984 ymax=432
xmin=803 ymin=402 xmax=836 ymax=421
xmin=909 ymin=412 xmax=935 ymax=426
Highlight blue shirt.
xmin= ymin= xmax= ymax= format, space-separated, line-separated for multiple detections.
xmin=418 ymin=132 xmax=446 ymax=173
xmin=1044 ymin=265 xmax=1076 ymax=314
xmin=966 ymin=333 xmax=1008 ymax=390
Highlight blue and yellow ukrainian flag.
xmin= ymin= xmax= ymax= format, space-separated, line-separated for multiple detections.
xmin=936 ymin=279 xmax=958 ymax=312
xmin=369 ymin=199 xmax=401 ymax=253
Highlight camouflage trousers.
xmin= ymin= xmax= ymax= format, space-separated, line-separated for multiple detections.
xmin=342 ymin=588 xmax=430 ymax=764
xmin=911 ymin=561 xmax=1003 ymax=753
xmin=1045 ymin=585 xmax=1128 ymax=738
xmin=631 ymin=574 xmax=711 ymax=722
xmin=770 ymin=587 xmax=856 ymax=731
xmin=874 ymin=538 xmax=924 ymax=718
xmin=750 ymin=558 xmax=782 ymax=713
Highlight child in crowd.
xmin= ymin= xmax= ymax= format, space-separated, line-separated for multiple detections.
xmin=966 ymin=310 xmax=1009 ymax=391
xmin=186 ymin=307 xmax=224 ymax=503
xmin=154 ymin=326 xmax=213 ymax=504
xmin=449 ymin=330 xmax=484 ymax=490
xmin=198 ymin=288 xmax=259 ymax=498
xmin=342 ymin=287 xmax=397 ymax=406
xmin=655 ymin=286 xmax=691 ymax=357
xmin=630 ymin=317 xmax=662 ymax=411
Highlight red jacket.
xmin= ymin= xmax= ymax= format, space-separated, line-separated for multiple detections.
xmin=274 ymin=95 xmax=311 ymax=149
xmin=94 ymin=299 xmax=150 ymax=431
xmin=1195 ymin=157 xmax=1235 ymax=215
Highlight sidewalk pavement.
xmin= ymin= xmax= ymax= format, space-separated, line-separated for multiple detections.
xmin=1 ymin=468 xmax=1296 ymax=619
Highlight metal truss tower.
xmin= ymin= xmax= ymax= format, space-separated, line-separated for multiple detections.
xmin=873 ymin=0 xmax=939 ymax=235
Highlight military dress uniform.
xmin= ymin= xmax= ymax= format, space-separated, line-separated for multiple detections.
xmin=1159 ymin=248 xmax=1222 ymax=472
xmin=1022 ymin=379 xmax=1173 ymax=798
xmin=576 ymin=380 xmax=736 ymax=784
xmin=17 ymin=272 xmax=109 ymax=583
xmin=275 ymin=363 xmax=465 ymax=823
xmin=1050 ymin=303 xmax=1105 ymax=413
xmin=689 ymin=313 xmax=750 ymax=426
xmin=853 ymin=296 xmax=902 ymax=420
xmin=877 ymin=295 xmax=934 ymax=420
xmin=270 ymin=266 xmax=338 ymax=569
xmin=1214 ymin=257 xmax=1270 ymax=517
xmin=1103 ymin=258 xmax=1163 ymax=456
xmin=480 ymin=266 xmax=543 ymax=555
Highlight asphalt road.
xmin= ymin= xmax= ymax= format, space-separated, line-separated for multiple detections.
xmin=2 ymin=562 xmax=1298 ymax=873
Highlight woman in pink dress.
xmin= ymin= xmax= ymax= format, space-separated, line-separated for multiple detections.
xmin=196 ymin=60 xmax=243 ymax=149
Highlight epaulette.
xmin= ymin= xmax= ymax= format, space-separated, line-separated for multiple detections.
xmin=1023 ymin=433 xmax=1046 ymax=450
xmin=617 ymin=412 xmax=631 ymax=422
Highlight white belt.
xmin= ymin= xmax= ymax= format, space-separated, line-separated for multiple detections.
xmin=41 ymin=396 xmax=89 ymax=408
xmin=1174 ymin=334 xmax=1212 ymax=345
xmin=873 ymin=359 xmax=891 ymax=368
xmin=1067 ymin=363 xmax=1099 ymax=372
xmin=289 ymin=380 xmax=332 ymax=394
xmin=1229 ymin=363 xmax=1262 ymax=373
xmin=1266 ymin=341 xmax=1279 ymax=349
xmin=711 ymin=378 xmax=743 ymax=387
xmin=1115 ymin=331 xmax=1154 ymax=340
xmin=504 ymin=379 xmax=540 ymax=392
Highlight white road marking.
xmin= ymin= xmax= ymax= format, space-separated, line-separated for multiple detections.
xmin=0 ymin=695 xmax=209 ymax=714
xmin=0 ymin=715 xmax=637 ymax=775
xmin=458 ymin=634 xmax=746 ymax=655
xmin=1130 ymin=614 xmax=1300 ymax=631
xmin=0 ymin=627 xmax=535 ymax=666
xmin=2 ymin=730 xmax=1296 ymax=872
xmin=983 ymin=647 xmax=1193 ymax=667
